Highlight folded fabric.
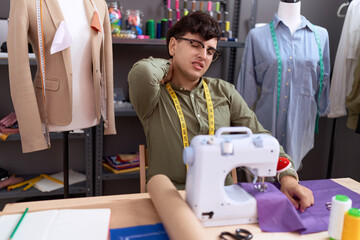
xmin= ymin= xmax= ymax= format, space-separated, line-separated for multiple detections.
xmin=241 ymin=182 xmax=306 ymax=233
xmin=0 ymin=112 xmax=17 ymax=127
xmin=240 ymin=179 xmax=360 ymax=234
xmin=91 ymin=11 xmax=102 ymax=32
xmin=0 ymin=126 xmax=19 ymax=134
xmin=50 ymin=21 xmax=72 ymax=55
xmin=0 ymin=175 xmax=24 ymax=190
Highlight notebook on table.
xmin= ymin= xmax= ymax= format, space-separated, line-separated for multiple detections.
xmin=0 ymin=208 xmax=111 ymax=240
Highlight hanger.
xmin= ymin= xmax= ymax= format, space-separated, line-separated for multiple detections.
xmin=337 ymin=2 xmax=350 ymax=18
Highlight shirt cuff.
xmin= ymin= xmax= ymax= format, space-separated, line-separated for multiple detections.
xmin=276 ymin=167 xmax=299 ymax=183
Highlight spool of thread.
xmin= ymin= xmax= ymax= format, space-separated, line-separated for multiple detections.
xmin=328 ymin=195 xmax=352 ymax=240
xmin=146 ymin=19 xmax=155 ymax=39
xmin=192 ymin=1 xmax=196 ymax=12
xmin=342 ymin=208 xmax=360 ymax=240
xmin=156 ymin=21 xmax=161 ymax=39
xmin=199 ymin=1 xmax=204 ymax=11
xmin=167 ymin=0 xmax=171 ymax=9
xmin=184 ymin=0 xmax=188 ymax=9
xmin=207 ymin=1 xmax=212 ymax=11
xmin=224 ymin=21 xmax=232 ymax=39
xmin=216 ymin=1 xmax=220 ymax=12
xmin=207 ymin=1 xmax=213 ymax=16
xmin=175 ymin=0 xmax=179 ymax=10
xmin=161 ymin=18 xmax=168 ymax=39
xmin=168 ymin=9 xmax=173 ymax=28
xmin=217 ymin=12 xmax=222 ymax=24
xmin=176 ymin=9 xmax=180 ymax=21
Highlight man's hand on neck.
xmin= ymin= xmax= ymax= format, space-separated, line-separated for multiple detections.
xmin=160 ymin=59 xmax=201 ymax=91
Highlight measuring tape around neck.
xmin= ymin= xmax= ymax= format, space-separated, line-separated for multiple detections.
xmin=269 ymin=21 xmax=324 ymax=133
xmin=165 ymin=81 xmax=215 ymax=149
xmin=36 ymin=0 xmax=51 ymax=148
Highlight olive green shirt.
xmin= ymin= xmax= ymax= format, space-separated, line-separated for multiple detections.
xmin=128 ymin=57 xmax=296 ymax=189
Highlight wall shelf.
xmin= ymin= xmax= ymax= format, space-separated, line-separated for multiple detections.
xmin=102 ymin=169 xmax=140 ymax=181
xmin=4 ymin=132 xmax=85 ymax=141
xmin=112 ymin=38 xmax=245 ymax=48
xmin=0 ymin=174 xmax=86 ymax=200
xmin=0 ymin=52 xmax=36 ymax=65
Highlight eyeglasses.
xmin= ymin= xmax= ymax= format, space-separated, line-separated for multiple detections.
xmin=175 ymin=37 xmax=221 ymax=61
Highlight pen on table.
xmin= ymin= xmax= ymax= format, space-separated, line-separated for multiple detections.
xmin=41 ymin=174 xmax=64 ymax=185
xmin=9 ymin=207 xmax=29 ymax=240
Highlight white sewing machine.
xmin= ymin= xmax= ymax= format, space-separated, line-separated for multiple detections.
xmin=183 ymin=127 xmax=279 ymax=227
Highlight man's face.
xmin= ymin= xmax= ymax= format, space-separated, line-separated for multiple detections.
xmin=170 ymin=33 xmax=218 ymax=82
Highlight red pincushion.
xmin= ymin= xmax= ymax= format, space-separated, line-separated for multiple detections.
xmin=277 ymin=157 xmax=291 ymax=173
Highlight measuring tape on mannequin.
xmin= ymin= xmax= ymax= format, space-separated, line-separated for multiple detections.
xmin=269 ymin=21 xmax=324 ymax=133
xmin=165 ymin=81 xmax=215 ymax=149
xmin=36 ymin=0 xmax=108 ymax=145
xmin=36 ymin=0 xmax=50 ymax=148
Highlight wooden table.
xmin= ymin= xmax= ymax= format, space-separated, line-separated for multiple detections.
xmin=1 ymin=178 xmax=359 ymax=240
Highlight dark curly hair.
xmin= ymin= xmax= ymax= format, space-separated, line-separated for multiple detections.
xmin=166 ymin=11 xmax=222 ymax=57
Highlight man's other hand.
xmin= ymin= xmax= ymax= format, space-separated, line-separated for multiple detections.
xmin=280 ymin=175 xmax=314 ymax=212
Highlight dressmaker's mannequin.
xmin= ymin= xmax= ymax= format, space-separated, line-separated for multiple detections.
xmin=49 ymin=0 xmax=97 ymax=132
xmin=236 ymin=0 xmax=330 ymax=170
xmin=278 ymin=0 xmax=301 ymax=35
xmin=7 ymin=0 xmax=116 ymax=154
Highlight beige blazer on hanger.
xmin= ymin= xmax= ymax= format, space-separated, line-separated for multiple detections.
xmin=7 ymin=0 xmax=116 ymax=153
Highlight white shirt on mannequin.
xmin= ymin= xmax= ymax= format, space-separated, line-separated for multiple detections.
xmin=277 ymin=1 xmax=302 ymax=35
xmin=49 ymin=0 xmax=98 ymax=132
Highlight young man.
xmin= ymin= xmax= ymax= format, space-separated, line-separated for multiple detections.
xmin=128 ymin=11 xmax=313 ymax=212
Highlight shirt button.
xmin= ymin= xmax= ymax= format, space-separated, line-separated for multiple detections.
xmin=191 ymin=94 xmax=194 ymax=98
xmin=289 ymin=56 xmax=293 ymax=60
xmin=283 ymin=108 xmax=286 ymax=112
xmin=284 ymin=96 xmax=288 ymax=99
xmin=288 ymin=69 xmax=291 ymax=72
xmin=282 ymin=133 xmax=285 ymax=137
xmin=197 ymin=114 xmax=200 ymax=118
xmin=286 ymin=82 xmax=289 ymax=86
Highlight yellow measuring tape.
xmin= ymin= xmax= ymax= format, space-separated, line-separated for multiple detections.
xmin=165 ymin=81 xmax=215 ymax=149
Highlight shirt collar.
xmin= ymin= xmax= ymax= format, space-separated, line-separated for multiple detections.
xmin=272 ymin=13 xmax=314 ymax=32
xmin=168 ymin=77 xmax=203 ymax=92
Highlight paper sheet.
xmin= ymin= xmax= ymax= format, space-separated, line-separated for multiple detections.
xmin=0 ymin=208 xmax=110 ymax=240
xmin=147 ymin=174 xmax=209 ymax=240
xmin=34 ymin=169 xmax=86 ymax=192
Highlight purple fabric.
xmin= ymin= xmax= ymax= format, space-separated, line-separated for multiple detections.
xmin=240 ymin=179 xmax=360 ymax=234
